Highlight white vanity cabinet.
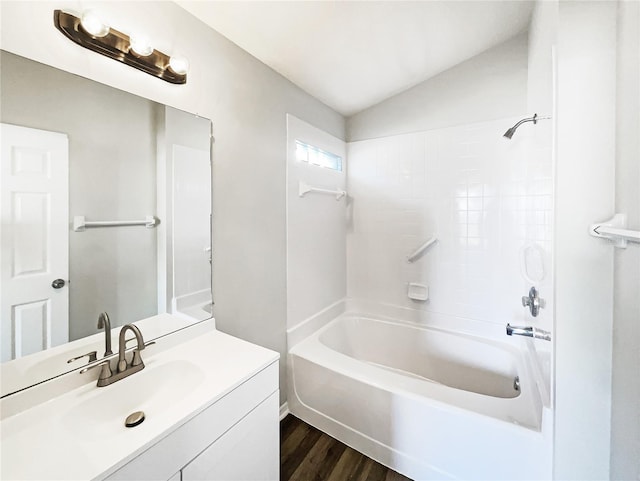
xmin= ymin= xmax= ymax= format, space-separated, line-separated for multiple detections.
xmin=0 ymin=326 xmax=280 ymax=481
xmin=181 ymin=392 xmax=278 ymax=480
xmin=105 ymin=361 xmax=279 ymax=481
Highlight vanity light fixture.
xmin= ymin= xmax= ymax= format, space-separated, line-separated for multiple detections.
xmin=80 ymin=10 xmax=110 ymax=38
xmin=129 ymin=35 xmax=154 ymax=57
xmin=54 ymin=9 xmax=187 ymax=85
xmin=169 ymin=56 xmax=190 ymax=75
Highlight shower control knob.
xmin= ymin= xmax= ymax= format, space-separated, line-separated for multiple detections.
xmin=51 ymin=278 xmax=66 ymax=289
xmin=521 ymin=286 xmax=544 ymax=317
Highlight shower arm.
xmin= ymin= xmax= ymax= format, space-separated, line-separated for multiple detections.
xmin=503 ymin=113 xmax=552 ymax=139
xmin=511 ymin=114 xmax=538 ymax=130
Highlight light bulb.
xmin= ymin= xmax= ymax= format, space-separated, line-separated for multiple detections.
xmin=169 ymin=56 xmax=189 ymax=75
xmin=130 ymin=35 xmax=153 ymax=57
xmin=80 ymin=11 xmax=110 ymax=38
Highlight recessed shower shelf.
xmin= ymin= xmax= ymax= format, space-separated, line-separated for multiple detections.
xmin=590 ymin=213 xmax=640 ymax=248
xmin=73 ymin=215 xmax=160 ymax=232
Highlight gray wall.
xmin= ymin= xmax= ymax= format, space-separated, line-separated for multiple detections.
xmin=611 ymin=1 xmax=640 ymax=478
xmin=346 ymin=33 xmax=528 ymax=141
xmin=0 ymin=1 xmax=345 ymax=406
xmin=1 ymin=51 xmax=159 ymax=340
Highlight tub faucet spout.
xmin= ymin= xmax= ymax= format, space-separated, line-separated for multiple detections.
xmin=506 ymin=323 xmax=551 ymax=341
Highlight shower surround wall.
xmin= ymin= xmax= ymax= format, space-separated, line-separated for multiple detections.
xmin=286 ymin=115 xmax=347 ymax=332
xmin=347 ymin=117 xmax=553 ymax=336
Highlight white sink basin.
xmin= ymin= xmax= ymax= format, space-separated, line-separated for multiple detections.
xmin=62 ymin=359 xmax=205 ymax=439
xmin=1 ymin=324 xmax=279 ymax=481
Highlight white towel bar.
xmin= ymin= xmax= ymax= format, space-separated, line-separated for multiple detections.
xmin=590 ymin=213 xmax=640 ymax=248
xmin=73 ymin=215 xmax=159 ymax=232
xmin=299 ymin=181 xmax=346 ymax=201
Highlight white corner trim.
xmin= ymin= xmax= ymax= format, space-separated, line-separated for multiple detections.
xmin=279 ymin=402 xmax=290 ymax=421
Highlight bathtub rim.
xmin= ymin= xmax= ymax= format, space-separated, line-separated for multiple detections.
xmin=287 ymin=298 xmax=551 ymax=406
xmin=288 ymin=297 xmax=539 ymax=348
xmin=289 ymin=311 xmax=546 ymax=432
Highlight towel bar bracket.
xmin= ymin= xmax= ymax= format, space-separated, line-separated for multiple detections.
xmin=590 ymin=213 xmax=640 ymax=248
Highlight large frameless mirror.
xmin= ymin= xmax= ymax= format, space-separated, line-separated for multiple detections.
xmin=0 ymin=51 xmax=212 ymax=396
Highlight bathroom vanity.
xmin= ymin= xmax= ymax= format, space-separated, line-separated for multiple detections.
xmin=0 ymin=320 xmax=280 ymax=480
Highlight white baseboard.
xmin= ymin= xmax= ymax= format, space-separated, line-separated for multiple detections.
xmin=279 ymin=401 xmax=290 ymax=421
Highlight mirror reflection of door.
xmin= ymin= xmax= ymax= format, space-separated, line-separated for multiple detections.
xmin=0 ymin=123 xmax=69 ymax=362
xmin=0 ymin=52 xmax=213 ymax=395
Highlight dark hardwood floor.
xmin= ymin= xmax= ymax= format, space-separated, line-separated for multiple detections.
xmin=281 ymin=415 xmax=412 ymax=481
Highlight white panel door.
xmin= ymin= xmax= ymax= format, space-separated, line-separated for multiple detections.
xmin=0 ymin=123 xmax=69 ymax=362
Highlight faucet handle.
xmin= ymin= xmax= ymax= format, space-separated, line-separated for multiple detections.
xmin=120 ymin=340 xmax=155 ymax=370
xmin=67 ymin=350 xmax=97 ymax=364
xmin=79 ymin=360 xmax=113 ymax=381
xmin=522 ymin=286 xmax=544 ymax=317
xmin=131 ymin=350 xmax=144 ymax=367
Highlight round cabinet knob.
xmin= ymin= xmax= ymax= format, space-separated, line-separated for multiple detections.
xmin=51 ymin=279 xmax=66 ymax=289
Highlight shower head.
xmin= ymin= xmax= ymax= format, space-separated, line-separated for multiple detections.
xmin=503 ymin=113 xmax=538 ymax=139
xmin=503 ymin=127 xmax=517 ymax=139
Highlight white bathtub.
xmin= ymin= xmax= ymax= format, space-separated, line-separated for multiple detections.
xmin=288 ymin=313 xmax=552 ymax=480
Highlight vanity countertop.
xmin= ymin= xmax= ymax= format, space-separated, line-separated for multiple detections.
xmin=0 ymin=326 xmax=279 ymax=480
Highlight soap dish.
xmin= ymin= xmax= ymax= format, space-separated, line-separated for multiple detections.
xmin=407 ymin=283 xmax=428 ymax=301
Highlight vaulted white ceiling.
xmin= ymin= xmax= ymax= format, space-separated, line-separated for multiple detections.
xmin=175 ymin=1 xmax=533 ymax=116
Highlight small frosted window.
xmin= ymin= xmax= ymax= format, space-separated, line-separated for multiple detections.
xmin=295 ymin=140 xmax=342 ymax=171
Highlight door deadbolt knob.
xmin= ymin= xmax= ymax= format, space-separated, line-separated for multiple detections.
xmin=51 ymin=279 xmax=66 ymax=289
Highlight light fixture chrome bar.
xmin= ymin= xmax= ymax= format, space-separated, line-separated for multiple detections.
xmin=53 ymin=10 xmax=187 ymax=84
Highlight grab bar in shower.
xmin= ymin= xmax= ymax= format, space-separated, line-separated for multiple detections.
xmin=299 ymin=181 xmax=347 ymax=201
xmin=590 ymin=213 xmax=640 ymax=248
xmin=407 ymin=236 xmax=438 ymax=263
xmin=73 ymin=215 xmax=160 ymax=232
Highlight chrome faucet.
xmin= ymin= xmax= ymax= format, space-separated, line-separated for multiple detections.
xmin=117 ymin=324 xmax=145 ymax=373
xmin=506 ymin=323 xmax=551 ymax=341
xmin=80 ymin=324 xmax=150 ymax=387
xmin=97 ymin=312 xmax=113 ymax=356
